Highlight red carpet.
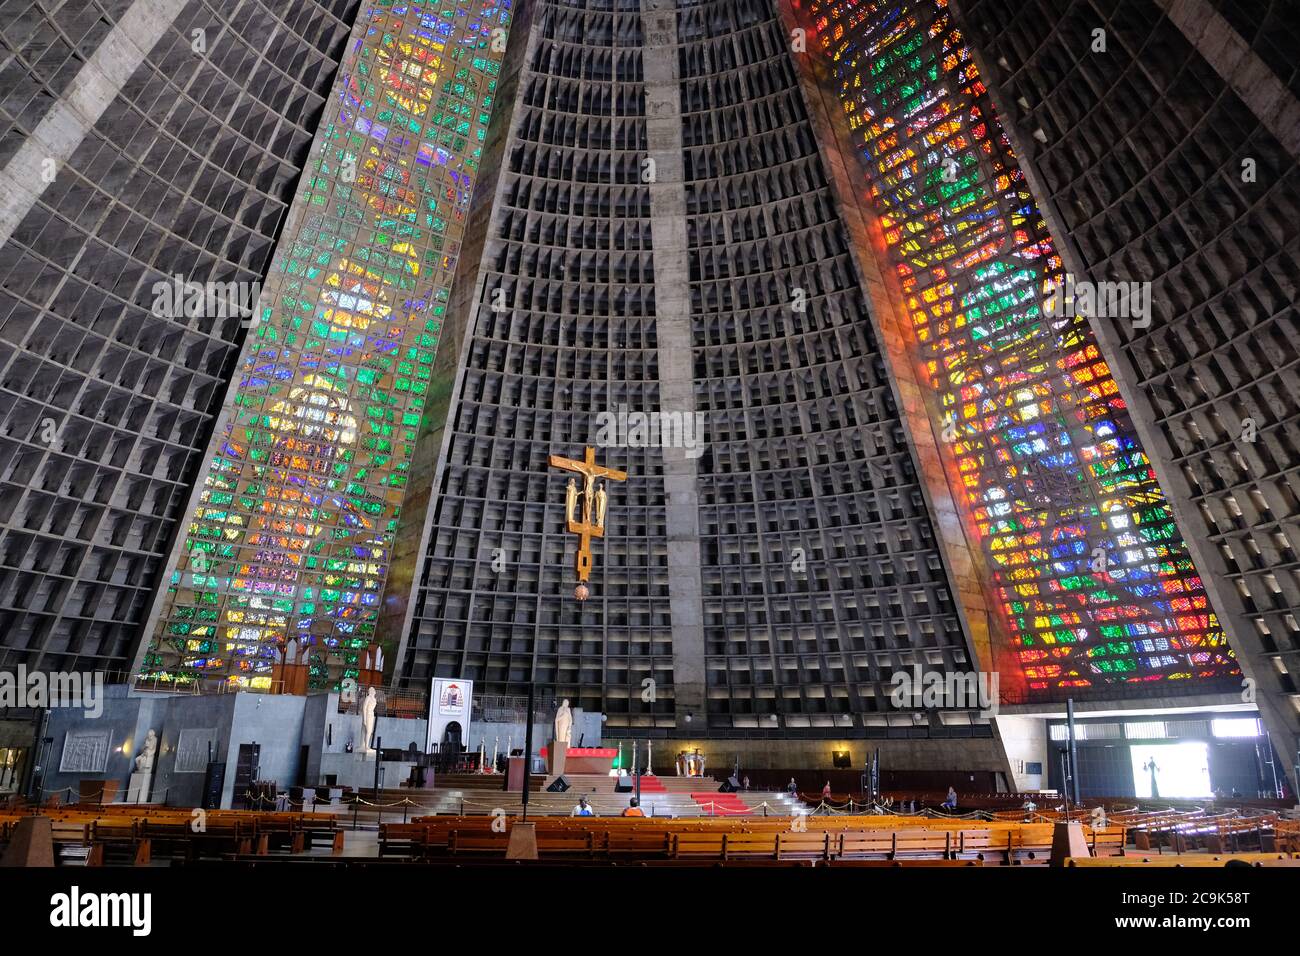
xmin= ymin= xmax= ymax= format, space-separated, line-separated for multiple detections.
xmin=637 ymin=776 xmax=667 ymax=793
xmin=691 ymin=792 xmax=751 ymax=815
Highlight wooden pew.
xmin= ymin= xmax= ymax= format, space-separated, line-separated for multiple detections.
xmin=828 ymin=859 xmax=983 ymax=868
xmin=721 ymin=832 xmax=779 ymax=861
xmin=954 ymin=829 xmax=995 ymax=861
xmin=1274 ymin=820 xmax=1300 ymax=853
xmin=448 ymin=830 xmax=509 ymax=855
xmin=836 ymin=830 xmax=896 ymax=860
xmin=1206 ymin=816 xmax=1277 ymax=854
xmin=1068 ymin=852 xmax=1300 ymax=868
xmin=49 ymin=820 xmax=94 ymax=864
xmin=89 ymin=820 xmax=151 ymax=866
xmin=141 ymin=819 xmax=251 ymax=861
xmin=1089 ymin=826 xmax=1126 ymax=857
xmin=535 ymin=831 xmax=598 ymax=858
xmin=607 ymin=830 xmax=672 ymax=858
xmin=1005 ymin=825 xmax=1055 ymax=865
xmin=776 ymin=831 xmax=830 ymax=861
xmin=671 ymin=832 xmax=726 ymax=860
xmin=892 ymin=829 xmax=950 ymax=859
xmin=378 ymin=823 xmax=429 ymax=859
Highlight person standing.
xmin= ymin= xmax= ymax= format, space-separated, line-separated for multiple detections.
xmin=1143 ymin=757 xmax=1160 ymax=799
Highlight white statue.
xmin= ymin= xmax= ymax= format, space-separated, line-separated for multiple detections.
xmin=361 ymin=687 xmax=377 ymax=754
xmin=554 ymin=698 xmax=573 ymax=745
xmin=134 ymin=729 xmax=157 ymax=773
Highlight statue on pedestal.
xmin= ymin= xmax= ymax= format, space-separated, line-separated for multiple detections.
xmin=128 ymin=729 xmax=158 ymax=803
xmin=554 ymin=698 xmax=573 ymax=745
xmin=361 ymin=687 xmax=377 ymax=755
xmin=134 ymin=729 xmax=157 ymax=773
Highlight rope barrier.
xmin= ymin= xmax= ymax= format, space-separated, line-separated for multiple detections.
xmin=23 ymin=786 xmax=1268 ymax=826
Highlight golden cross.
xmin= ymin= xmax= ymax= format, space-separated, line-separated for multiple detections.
xmin=548 ymin=446 xmax=627 ymax=583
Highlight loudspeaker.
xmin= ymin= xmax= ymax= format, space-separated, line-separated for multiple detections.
xmin=614 ymin=778 xmax=633 ymax=793
xmin=546 ymin=776 xmax=570 ymax=793
xmin=201 ymin=761 xmax=226 ymax=810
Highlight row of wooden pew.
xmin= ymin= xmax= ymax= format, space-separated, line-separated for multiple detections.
xmin=0 ymin=806 xmax=344 ymax=865
xmin=378 ymin=816 xmax=1127 ymax=864
xmin=1113 ymin=808 xmax=1288 ymax=854
xmin=1068 ymin=852 xmax=1300 ymax=868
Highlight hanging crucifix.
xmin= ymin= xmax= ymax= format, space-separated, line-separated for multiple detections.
xmin=548 ymin=446 xmax=627 ymax=601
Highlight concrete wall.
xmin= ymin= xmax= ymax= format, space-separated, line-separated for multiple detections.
xmin=40 ymin=684 xmax=155 ymax=803
xmin=40 ymin=688 xmax=1019 ymax=802
xmin=0 ymin=718 xmax=35 ymax=751
xmin=994 ymin=715 xmax=1049 ymax=791
xmin=147 ymin=694 xmax=237 ymax=808
xmin=37 ymin=688 xmax=606 ymax=806
xmin=644 ymin=735 xmax=1012 ymax=778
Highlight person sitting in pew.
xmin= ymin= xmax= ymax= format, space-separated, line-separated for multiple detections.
xmin=571 ymin=796 xmax=594 ymax=817
xmin=621 ymin=797 xmax=645 ymax=818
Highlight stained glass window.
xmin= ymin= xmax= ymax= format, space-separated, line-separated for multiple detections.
xmin=803 ymin=0 xmax=1238 ymax=700
xmin=139 ymin=0 xmax=512 ymax=691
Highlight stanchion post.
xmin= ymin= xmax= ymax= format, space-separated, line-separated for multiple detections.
xmin=373 ymin=736 xmax=383 ymax=829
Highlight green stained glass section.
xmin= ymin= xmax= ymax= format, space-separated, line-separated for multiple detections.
xmin=140 ymin=1 xmax=512 ymax=692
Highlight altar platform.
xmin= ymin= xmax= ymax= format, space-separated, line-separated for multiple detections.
xmin=539 ymin=746 xmax=616 ymax=774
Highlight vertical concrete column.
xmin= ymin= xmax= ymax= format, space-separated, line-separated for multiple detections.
xmin=775 ymin=0 xmax=1007 ymax=691
xmin=383 ymin=1 xmax=543 ymax=672
xmin=640 ymin=0 xmax=706 ymax=727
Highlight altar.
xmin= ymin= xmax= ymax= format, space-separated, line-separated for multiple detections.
xmin=540 ymin=746 xmax=617 ymax=775
xmin=675 ymin=748 xmax=707 ymax=777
